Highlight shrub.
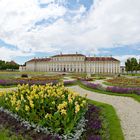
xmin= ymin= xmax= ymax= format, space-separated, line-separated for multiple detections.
xmin=77 ymin=77 xmax=93 ymax=81
xmin=21 ymin=74 xmax=28 ymax=78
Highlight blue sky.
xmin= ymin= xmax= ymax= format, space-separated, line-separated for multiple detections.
xmin=0 ymin=0 xmax=140 ymax=65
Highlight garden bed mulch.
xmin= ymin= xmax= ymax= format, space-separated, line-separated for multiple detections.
xmin=0 ymin=104 xmax=106 ymax=140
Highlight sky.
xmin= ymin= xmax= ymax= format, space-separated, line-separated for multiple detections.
xmin=0 ymin=0 xmax=140 ymax=65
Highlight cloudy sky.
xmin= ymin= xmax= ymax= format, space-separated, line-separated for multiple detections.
xmin=0 ymin=0 xmax=140 ymax=65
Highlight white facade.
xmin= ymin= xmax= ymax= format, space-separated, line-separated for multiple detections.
xmin=19 ymin=66 xmax=26 ymax=72
xmin=23 ymin=54 xmax=120 ymax=74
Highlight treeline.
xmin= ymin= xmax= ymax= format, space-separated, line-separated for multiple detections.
xmin=0 ymin=60 xmax=19 ymax=70
xmin=125 ymin=57 xmax=140 ymax=73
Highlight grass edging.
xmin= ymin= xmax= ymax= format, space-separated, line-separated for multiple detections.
xmin=88 ymin=100 xmax=124 ymax=140
xmin=0 ymin=85 xmax=17 ymax=88
xmin=77 ymin=81 xmax=140 ymax=103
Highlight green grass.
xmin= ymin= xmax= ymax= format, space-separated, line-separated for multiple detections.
xmin=77 ymin=81 xmax=140 ymax=103
xmin=89 ymin=100 xmax=124 ymax=140
xmin=103 ymin=81 xmax=140 ymax=88
xmin=0 ymin=85 xmax=17 ymax=88
xmin=102 ymin=81 xmax=115 ymax=86
xmin=0 ymin=127 xmax=25 ymax=140
xmin=0 ymin=71 xmax=57 ymax=79
xmin=126 ymin=73 xmax=140 ymax=76
xmin=102 ymin=81 xmax=129 ymax=87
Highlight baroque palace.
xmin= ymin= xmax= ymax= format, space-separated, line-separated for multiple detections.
xmin=20 ymin=53 xmax=120 ymax=74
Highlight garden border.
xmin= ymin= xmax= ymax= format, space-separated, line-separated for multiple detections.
xmin=88 ymin=100 xmax=124 ymax=140
xmin=76 ymin=81 xmax=140 ymax=103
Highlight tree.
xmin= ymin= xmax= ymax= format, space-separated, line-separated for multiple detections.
xmin=138 ymin=60 xmax=140 ymax=71
xmin=131 ymin=58 xmax=138 ymax=73
xmin=0 ymin=60 xmax=19 ymax=70
xmin=125 ymin=58 xmax=139 ymax=73
xmin=125 ymin=59 xmax=131 ymax=73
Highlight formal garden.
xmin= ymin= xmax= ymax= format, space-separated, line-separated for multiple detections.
xmin=0 ymin=71 xmax=140 ymax=139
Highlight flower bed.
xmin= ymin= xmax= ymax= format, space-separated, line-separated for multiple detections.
xmin=106 ymin=86 xmax=140 ymax=95
xmin=81 ymin=81 xmax=105 ymax=91
xmin=0 ymin=79 xmax=58 ymax=86
xmin=30 ymin=75 xmax=62 ymax=80
xmin=81 ymin=104 xmax=105 ymax=140
xmin=0 ymin=83 xmax=88 ymax=139
xmin=106 ymin=77 xmax=140 ymax=87
xmin=0 ymin=103 xmax=105 ymax=140
xmin=63 ymin=80 xmax=77 ymax=86
xmin=81 ymin=80 xmax=140 ymax=95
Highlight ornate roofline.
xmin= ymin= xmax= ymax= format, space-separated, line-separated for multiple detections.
xmin=26 ymin=54 xmax=120 ymax=63
xmin=52 ymin=54 xmax=85 ymax=57
xmin=86 ymin=57 xmax=120 ymax=62
xmin=26 ymin=58 xmax=51 ymax=63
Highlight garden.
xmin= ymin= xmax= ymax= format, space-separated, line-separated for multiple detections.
xmin=80 ymin=79 xmax=140 ymax=96
xmin=0 ymin=72 xmax=132 ymax=140
xmin=0 ymin=82 xmax=116 ymax=140
xmin=0 ymin=72 xmax=63 ymax=87
xmin=105 ymin=77 xmax=140 ymax=88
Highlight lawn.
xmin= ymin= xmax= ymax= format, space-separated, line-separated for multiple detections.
xmin=0 ymin=71 xmax=58 ymax=79
xmin=124 ymin=73 xmax=140 ymax=76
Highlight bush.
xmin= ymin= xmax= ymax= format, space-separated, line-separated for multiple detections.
xmin=77 ymin=77 xmax=93 ymax=81
xmin=21 ymin=74 xmax=28 ymax=78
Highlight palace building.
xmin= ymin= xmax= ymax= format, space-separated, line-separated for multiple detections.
xmin=20 ymin=53 xmax=120 ymax=74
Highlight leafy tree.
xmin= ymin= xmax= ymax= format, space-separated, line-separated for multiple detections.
xmin=0 ymin=60 xmax=19 ymax=70
xmin=125 ymin=59 xmax=131 ymax=73
xmin=131 ymin=58 xmax=138 ymax=73
xmin=125 ymin=58 xmax=139 ymax=73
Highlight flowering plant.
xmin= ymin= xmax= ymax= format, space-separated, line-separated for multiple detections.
xmin=63 ymin=80 xmax=77 ymax=86
xmin=0 ymin=83 xmax=87 ymax=135
xmin=81 ymin=80 xmax=140 ymax=95
xmin=106 ymin=86 xmax=140 ymax=95
xmin=106 ymin=77 xmax=140 ymax=87
xmin=0 ymin=79 xmax=58 ymax=86
xmin=81 ymin=80 xmax=105 ymax=91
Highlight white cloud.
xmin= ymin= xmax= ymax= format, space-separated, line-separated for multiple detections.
xmin=0 ymin=46 xmax=34 ymax=61
xmin=0 ymin=0 xmax=140 ymax=61
xmin=39 ymin=0 xmax=67 ymax=5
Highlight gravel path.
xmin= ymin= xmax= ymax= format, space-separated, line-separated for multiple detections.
xmin=68 ymin=86 xmax=140 ymax=140
xmin=63 ymin=76 xmax=75 ymax=82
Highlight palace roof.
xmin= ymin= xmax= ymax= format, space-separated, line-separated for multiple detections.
xmin=26 ymin=55 xmax=119 ymax=63
xmin=86 ymin=57 xmax=119 ymax=61
xmin=52 ymin=54 xmax=85 ymax=57
xmin=26 ymin=58 xmax=51 ymax=63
